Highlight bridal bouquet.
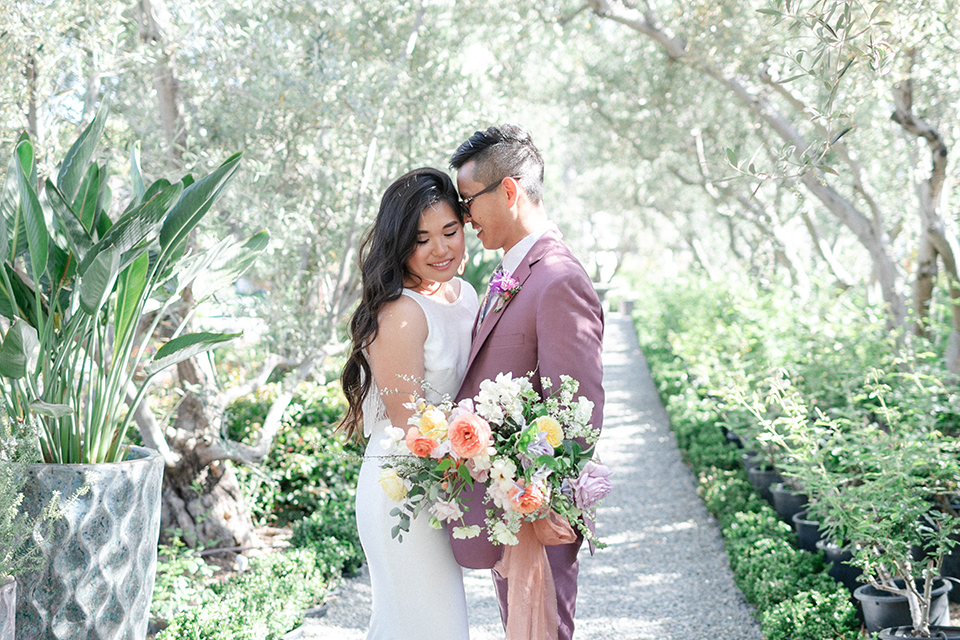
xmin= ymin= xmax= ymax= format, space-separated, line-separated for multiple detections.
xmin=377 ymin=372 xmax=611 ymax=547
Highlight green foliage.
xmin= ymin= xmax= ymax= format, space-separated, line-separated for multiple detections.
xmin=158 ymin=549 xmax=327 ymax=640
xmin=0 ymin=417 xmax=61 ymax=579
xmin=760 ymin=588 xmax=861 ymax=640
xmin=226 ymin=380 xmax=361 ymax=525
xmin=697 ymin=468 xmax=766 ymax=527
xmin=151 ymin=530 xmax=217 ymax=623
xmin=732 ymin=537 xmax=834 ymax=611
xmin=0 ymin=106 xmax=268 ymax=464
xmin=290 ymin=499 xmax=365 ymax=578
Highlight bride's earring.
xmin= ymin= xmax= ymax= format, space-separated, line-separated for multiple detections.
xmin=458 ymin=252 xmax=468 ymax=276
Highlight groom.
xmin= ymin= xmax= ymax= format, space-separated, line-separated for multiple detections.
xmin=450 ymin=124 xmax=605 ymax=640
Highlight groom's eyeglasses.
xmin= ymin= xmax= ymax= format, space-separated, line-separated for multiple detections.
xmin=459 ymin=176 xmax=522 ymax=213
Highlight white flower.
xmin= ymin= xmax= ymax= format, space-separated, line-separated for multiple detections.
xmin=491 ymin=520 xmax=519 ymax=546
xmin=379 ymin=426 xmax=407 ymax=453
xmin=431 ymin=499 xmax=464 ymax=522
xmin=429 ymin=517 xmax=443 ymax=529
xmin=430 ymin=440 xmax=452 ymax=460
xmin=490 ymin=458 xmax=517 ymax=483
xmin=452 ymin=525 xmax=482 ymax=539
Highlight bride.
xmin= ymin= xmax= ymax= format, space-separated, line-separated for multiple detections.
xmin=339 ymin=167 xmax=479 ymax=639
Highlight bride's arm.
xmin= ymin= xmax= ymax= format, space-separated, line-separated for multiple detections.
xmin=366 ymin=295 xmax=429 ymax=430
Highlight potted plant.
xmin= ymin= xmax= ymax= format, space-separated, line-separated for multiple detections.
xmin=1 ymin=103 xmax=268 ymax=639
xmin=756 ymin=372 xmax=960 ymax=638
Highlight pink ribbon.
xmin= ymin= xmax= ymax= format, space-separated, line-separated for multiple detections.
xmin=493 ymin=511 xmax=577 ymax=640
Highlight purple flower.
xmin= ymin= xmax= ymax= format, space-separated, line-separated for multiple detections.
xmin=490 ymin=271 xmax=522 ymax=312
xmin=520 ymin=430 xmax=555 ymax=469
xmin=569 ymin=461 xmax=612 ymax=510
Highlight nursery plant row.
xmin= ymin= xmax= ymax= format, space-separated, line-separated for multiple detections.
xmin=633 ymin=276 xmax=960 ymax=639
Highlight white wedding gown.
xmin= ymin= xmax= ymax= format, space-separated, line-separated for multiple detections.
xmin=355 ymin=279 xmax=479 ymax=640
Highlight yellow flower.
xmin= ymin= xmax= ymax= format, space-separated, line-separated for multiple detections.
xmin=535 ymin=416 xmax=563 ymax=448
xmin=419 ymin=407 xmax=448 ymax=439
xmin=378 ymin=468 xmax=408 ymax=501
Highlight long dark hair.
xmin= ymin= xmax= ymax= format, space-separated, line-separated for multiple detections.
xmin=339 ymin=167 xmax=464 ymax=441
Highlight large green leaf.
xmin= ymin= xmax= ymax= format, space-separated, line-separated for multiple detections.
xmin=56 ymin=101 xmax=109 ymax=202
xmin=130 ymin=142 xmax=145 ymax=202
xmin=45 ymin=179 xmax=93 ymax=262
xmin=114 ymin=251 xmax=148 ymax=347
xmin=144 ymin=331 xmax=240 ymax=377
xmin=0 ymin=264 xmax=41 ymax=322
xmin=191 ymin=230 xmax=270 ymax=303
xmin=29 ymin=400 xmax=73 ymax=418
xmin=0 ymin=136 xmax=27 ymax=260
xmin=159 ymin=153 xmax=242 ymax=254
xmin=73 ymin=162 xmax=100 ymax=233
xmin=78 ymin=180 xmax=182 ymax=275
xmin=79 ymin=245 xmax=120 ymax=316
xmin=15 ymin=140 xmax=48 ymax=294
xmin=0 ymin=319 xmax=39 ymax=379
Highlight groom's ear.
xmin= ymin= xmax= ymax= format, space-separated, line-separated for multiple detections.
xmin=502 ymin=176 xmax=522 ymax=208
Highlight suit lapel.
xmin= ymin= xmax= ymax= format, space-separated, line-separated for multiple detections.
xmin=465 ymin=229 xmax=560 ymax=368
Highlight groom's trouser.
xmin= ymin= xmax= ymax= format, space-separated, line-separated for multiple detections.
xmin=493 ymin=538 xmax=582 ymax=640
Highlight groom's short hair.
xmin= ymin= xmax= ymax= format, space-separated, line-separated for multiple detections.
xmin=450 ymin=124 xmax=545 ymax=205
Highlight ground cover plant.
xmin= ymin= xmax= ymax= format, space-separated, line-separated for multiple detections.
xmin=149 ymin=379 xmax=363 ymax=635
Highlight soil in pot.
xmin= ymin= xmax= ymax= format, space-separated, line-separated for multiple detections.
xmin=770 ymin=482 xmax=808 ymax=525
xmin=815 ymin=540 xmax=861 ymax=593
xmin=747 ymin=465 xmax=783 ymax=504
xmin=854 ymin=578 xmax=952 ymax=633
xmin=792 ymin=511 xmax=824 ymax=553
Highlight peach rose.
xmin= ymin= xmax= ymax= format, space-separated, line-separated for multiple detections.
xmin=509 ymin=481 xmax=546 ymax=515
xmin=534 ymin=416 xmax=563 ymax=448
xmin=405 ymin=427 xmax=439 ymax=458
xmin=448 ymin=413 xmax=492 ymax=458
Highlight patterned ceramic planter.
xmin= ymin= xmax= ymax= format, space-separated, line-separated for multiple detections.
xmin=0 ymin=576 xmax=14 ymax=640
xmin=15 ymin=446 xmax=163 ymax=640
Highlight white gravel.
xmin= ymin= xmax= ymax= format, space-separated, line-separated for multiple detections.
xmin=298 ymin=313 xmax=763 ymax=640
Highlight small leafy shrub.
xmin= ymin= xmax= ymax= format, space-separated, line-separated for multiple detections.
xmin=722 ymin=510 xmax=796 ymax=572
xmin=732 ymin=537 xmax=832 ymax=611
xmin=291 ymin=498 xmax=365 ymax=578
xmin=158 ymin=548 xmax=327 ymax=640
xmin=151 ymin=530 xmax=216 ymax=623
xmin=760 ymin=588 xmax=860 ymax=640
xmin=226 ymin=380 xmax=361 ymax=525
xmin=697 ymin=468 xmax=765 ymax=527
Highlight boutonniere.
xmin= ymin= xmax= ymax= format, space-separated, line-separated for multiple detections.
xmin=490 ymin=270 xmax=522 ymax=313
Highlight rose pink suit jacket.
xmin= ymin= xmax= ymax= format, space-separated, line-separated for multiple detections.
xmin=452 ymin=229 xmax=604 ymax=640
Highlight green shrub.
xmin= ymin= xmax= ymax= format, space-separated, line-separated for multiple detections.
xmin=697 ymin=468 xmax=766 ymax=526
xmin=158 ymin=548 xmax=327 ymax=640
xmin=760 ymin=587 xmax=860 ymax=640
xmin=722 ymin=510 xmax=796 ymax=572
xmin=226 ymin=380 xmax=362 ymax=525
xmin=291 ymin=498 xmax=365 ymax=578
xmin=732 ymin=537 xmax=832 ymax=611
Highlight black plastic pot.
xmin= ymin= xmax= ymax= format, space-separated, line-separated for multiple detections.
xmin=792 ymin=511 xmax=823 ymax=553
xmin=854 ymin=578 xmax=952 ymax=633
xmin=770 ymin=482 xmax=808 ymax=525
xmin=747 ymin=465 xmax=783 ymax=504
xmin=741 ymin=451 xmax=761 ymax=471
xmin=815 ymin=540 xmax=861 ymax=593
xmin=878 ymin=625 xmax=960 ymax=639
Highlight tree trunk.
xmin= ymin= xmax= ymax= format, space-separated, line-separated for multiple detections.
xmin=160 ymin=359 xmax=260 ymax=549
xmin=138 ymin=0 xmax=186 ymax=166
xmin=891 ymin=64 xmax=960 ymax=373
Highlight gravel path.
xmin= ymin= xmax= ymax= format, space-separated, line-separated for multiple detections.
xmin=298 ymin=313 xmax=763 ymax=639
